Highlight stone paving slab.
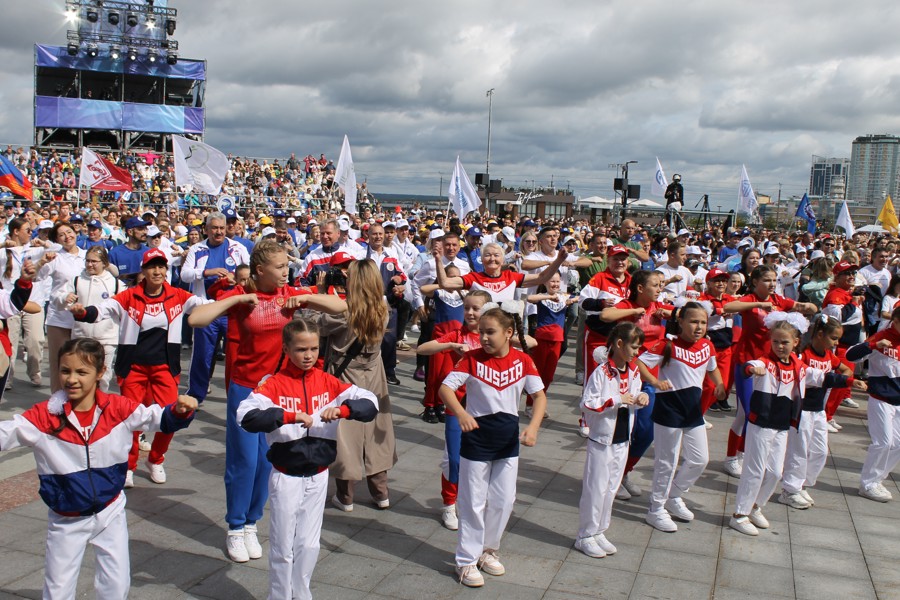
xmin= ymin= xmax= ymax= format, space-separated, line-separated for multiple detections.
xmin=0 ymin=344 xmax=896 ymax=599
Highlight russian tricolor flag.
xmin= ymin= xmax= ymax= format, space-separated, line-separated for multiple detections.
xmin=0 ymin=155 xmax=32 ymax=200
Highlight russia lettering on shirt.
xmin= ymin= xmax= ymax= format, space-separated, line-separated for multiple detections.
xmin=462 ymin=270 xmax=525 ymax=302
xmin=672 ymin=343 xmax=712 ymax=368
xmin=475 ymin=360 xmax=524 ymax=390
xmin=765 ymin=360 xmax=797 ymax=384
xmin=277 ymin=392 xmax=330 ymax=414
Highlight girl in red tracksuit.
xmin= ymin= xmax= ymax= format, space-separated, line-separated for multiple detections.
xmin=527 ymin=272 xmax=578 ymax=395
xmin=71 ymin=248 xmax=208 ymax=488
xmin=421 ymin=264 xmax=466 ymax=423
xmin=237 ymin=319 xmax=378 ymax=600
xmin=700 ymin=268 xmax=737 ymax=413
xmin=417 ymin=290 xmax=492 ymax=531
xmin=821 ymin=260 xmax=863 ymax=430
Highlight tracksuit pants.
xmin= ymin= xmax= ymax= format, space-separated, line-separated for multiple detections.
xmin=7 ymin=308 xmax=45 ymax=381
xmin=43 ymin=494 xmax=129 ymax=600
xmin=188 ymin=315 xmax=227 ymax=402
xmin=225 ymin=382 xmax=272 ymax=530
xmin=860 ymin=398 xmax=900 ymax=490
xmin=727 ymin=363 xmax=755 ymax=458
xmin=782 ymin=410 xmax=829 ymax=494
xmin=578 ymin=439 xmax=628 ymax=539
xmin=734 ymin=423 xmax=788 ymax=515
xmin=441 ymin=414 xmax=462 ymax=505
xmin=380 ymin=308 xmax=398 ymax=379
xmin=456 ymin=457 xmax=518 ymax=567
xmin=267 ymin=470 xmax=328 ymax=600
xmin=117 ymin=364 xmax=179 ymax=470
xmin=649 ymin=423 xmax=709 ymax=514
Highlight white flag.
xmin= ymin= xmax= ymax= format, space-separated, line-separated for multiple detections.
xmin=651 ymin=157 xmax=668 ymax=198
xmin=836 ymin=201 xmax=854 ymax=238
xmin=172 ymin=135 xmax=229 ymax=195
xmin=448 ymin=156 xmax=482 ymax=219
xmin=738 ymin=164 xmax=758 ymax=216
xmin=334 ymin=135 xmax=357 ymax=214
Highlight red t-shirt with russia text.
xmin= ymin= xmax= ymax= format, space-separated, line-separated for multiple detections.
xmin=461 ymin=270 xmax=525 ymax=302
xmin=734 ymin=293 xmax=795 ymax=365
xmin=226 ymin=285 xmax=313 ymax=389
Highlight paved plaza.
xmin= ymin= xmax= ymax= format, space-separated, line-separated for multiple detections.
xmin=0 ymin=344 xmax=897 ymax=599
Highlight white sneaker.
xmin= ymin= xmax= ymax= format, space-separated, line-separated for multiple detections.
xmin=477 ymin=550 xmax=505 ymax=576
xmin=441 ymin=504 xmax=459 ymax=530
xmin=704 ymin=418 xmax=713 ymax=430
xmin=749 ymin=506 xmax=770 ymax=529
xmin=859 ymin=483 xmax=892 ymax=503
xmin=615 ymin=485 xmax=631 ymax=501
xmin=778 ymin=490 xmax=811 ymax=510
xmin=331 ymin=495 xmax=353 ymax=512
xmin=828 ymin=418 xmax=842 ymax=432
xmin=226 ymin=529 xmax=249 ymax=563
xmin=138 ymin=432 xmax=152 ymax=452
xmin=410 ymin=324 xmax=421 ymax=333
xmin=579 ymin=424 xmax=590 ymax=438
xmin=840 ymin=398 xmax=860 ymax=409
xmin=146 ymin=459 xmax=166 ymax=484
xmin=723 ymin=457 xmax=743 ymax=478
xmin=524 ymin=406 xmax=534 ymax=419
xmin=729 ymin=515 xmax=759 ymax=536
xmin=594 ymin=533 xmax=617 ymax=555
xmin=456 ymin=565 xmax=484 ymax=587
xmin=621 ymin=475 xmax=642 ymax=497
xmin=799 ymin=488 xmax=815 ymax=506
xmin=244 ymin=524 xmax=262 ymax=559
xmin=124 ymin=470 xmax=134 ymax=489
xmin=375 ymin=498 xmax=390 ymax=510
xmin=574 ymin=536 xmax=606 ymax=558
xmin=645 ymin=510 xmax=678 ymax=532
xmin=575 ymin=371 xmax=584 ymax=385
xmin=665 ymin=497 xmax=695 ymax=522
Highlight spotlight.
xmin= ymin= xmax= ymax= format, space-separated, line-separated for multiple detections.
xmin=166 ymin=52 xmax=178 ymax=65
xmin=165 ymin=19 xmax=176 ymax=35
xmin=108 ymin=11 xmax=119 ymax=25
xmin=126 ymin=12 xmax=138 ymax=27
xmin=110 ymin=45 xmax=121 ymax=60
xmin=64 ymin=8 xmax=78 ymax=23
xmin=67 ymin=42 xmax=78 ymax=56
xmin=87 ymin=44 xmax=99 ymax=58
xmin=86 ymin=9 xmax=98 ymax=22
xmin=127 ymin=47 xmax=138 ymax=61
xmin=148 ymin=49 xmax=157 ymax=63
xmin=147 ymin=16 xmax=156 ymax=29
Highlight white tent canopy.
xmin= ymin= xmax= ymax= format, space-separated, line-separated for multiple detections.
xmin=630 ymin=198 xmax=663 ymax=208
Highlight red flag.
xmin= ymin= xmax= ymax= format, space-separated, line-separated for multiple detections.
xmin=79 ymin=148 xmax=133 ymax=192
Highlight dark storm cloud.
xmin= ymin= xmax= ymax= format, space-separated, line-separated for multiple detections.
xmin=4 ymin=0 xmax=900 ymax=200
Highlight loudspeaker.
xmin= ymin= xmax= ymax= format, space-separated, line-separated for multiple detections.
xmin=627 ymin=185 xmax=641 ymax=198
xmin=475 ymin=173 xmax=486 ymax=185
xmin=489 ymin=180 xmax=501 ymax=194
xmin=614 ymin=178 xmax=625 ymax=191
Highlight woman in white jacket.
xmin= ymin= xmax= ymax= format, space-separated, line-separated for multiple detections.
xmin=54 ymin=246 xmax=121 ymax=391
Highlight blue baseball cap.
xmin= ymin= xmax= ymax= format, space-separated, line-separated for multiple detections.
xmin=631 ymin=234 xmax=645 ymax=242
xmin=70 ymin=214 xmax=84 ymax=223
xmin=466 ymin=227 xmax=483 ymax=237
xmin=88 ymin=219 xmax=103 ymax=229
xmin=223 ymin=208 xmax=238 ymax=220
xmin=274 ymin=209 xmax=286 ymax=217
xmin=124 ymin=217 xmax=150 ymax=230
xmin=523 ymin=219 xmax=537 ymax=227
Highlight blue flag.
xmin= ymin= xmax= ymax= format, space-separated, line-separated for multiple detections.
xmin=795 ymin=193 xmax=816 ymax=234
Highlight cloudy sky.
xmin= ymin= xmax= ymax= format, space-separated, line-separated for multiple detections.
xmin=2 ymin=0 xmax=899 ymax=207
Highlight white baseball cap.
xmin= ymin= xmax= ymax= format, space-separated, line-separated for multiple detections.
xmin=261 ymin=226 xmax=276 ymax=237
xmin=763 ymin=245 xmax=780 ymax=256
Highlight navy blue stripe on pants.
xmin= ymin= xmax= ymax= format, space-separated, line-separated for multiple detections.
xmin=628 ymin=382 xmax=657 ymax=460
xmin=188 ymin=315 xmax=226 ymax=401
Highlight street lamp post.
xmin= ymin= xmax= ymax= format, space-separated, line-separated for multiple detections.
xmin=486 ymin=88 xmax=494 ymax=212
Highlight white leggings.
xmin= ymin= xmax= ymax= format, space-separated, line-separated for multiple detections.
xmin=782 ymin=411 xmax=828 ymax=494
xmin=267 ymin=469 xmax=328 ymax=600
xmin=44 ymin=493 xmax=129 ymax=600
xmin=860 ymin=398 xmax=900 ymax=490
xmin=456 ymin=457 xmax=518 ymax=567
xmin=578 ymin=440 xmax=628 ymax=539
xmin=649 ymin=424 xmax=709 ymax=514
xmin=735 ymin=423 xmax=787 ymax=515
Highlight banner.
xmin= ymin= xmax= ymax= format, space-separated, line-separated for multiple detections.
xmin=173 ymin=135 xmax=229 ymax=195
xmin=334 ymin=135 xmax=357 ymax=214
xmin=448 ymin=156 xmax=482 ymax=219
xmin=79 ymin=148 xmax=133 ymax=192
xmin=795 ymin=193 xmax=816 ymax=234
xmin=878 ymin=196 xmax=899 ymax=232
xmin=836 ymin=201 xmax=854 ymax=238
xmin=738 ymin=164 xmax=758 ymax=217
xmin=0 ymin=155 xmax=32 ymax=200
xmin=651 ymin=157 xmax=668 ymax=198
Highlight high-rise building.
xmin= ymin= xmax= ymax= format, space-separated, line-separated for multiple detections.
xmin=809 ymin=155 xmax=849 ymax=199
xmin=847 ymin=134 xmax=900 ymax=205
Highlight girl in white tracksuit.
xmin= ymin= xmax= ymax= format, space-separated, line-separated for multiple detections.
xmin=237 ymin=318 xmax=378 ymax=600
xmin=637 ymin=301 xmax=726 ymax=533
xmin=576 ymin=322 xmax=648 ymax=559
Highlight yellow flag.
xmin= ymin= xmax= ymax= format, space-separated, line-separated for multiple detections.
xmin=878 ymin=196 xmax=900 ymax=232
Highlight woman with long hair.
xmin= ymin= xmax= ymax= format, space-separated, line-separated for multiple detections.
xmin=323 ymin=259 xmax=398 ymax=511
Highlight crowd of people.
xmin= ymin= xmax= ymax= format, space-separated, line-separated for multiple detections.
xmin=0 ymin=148 xmax=898 ymax=597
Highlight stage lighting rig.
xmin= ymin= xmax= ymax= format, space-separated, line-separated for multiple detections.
xmin=147 ymin=48 xmax=157 ymax=62
xmin=87 ymin=43 xmax=98 ymax=58
xmin=110 ymin=45 xmax=121 ymax=59
xmin=108 ymin=10 xmax=119 ymax=24
xmin=86 ymin=8 xmax=98 ymax=22
xmin=67 ymin=42 xmax=79 ymax=56
xmin=126 ymin=12 xmax=138 ymax=27
xmin=127 ymin=46 xmax=138 ymax=60
xmin=166 ymin=52 xmax=177 ymax=65
xmin=165 ymin=19 xmax=176 ymax=35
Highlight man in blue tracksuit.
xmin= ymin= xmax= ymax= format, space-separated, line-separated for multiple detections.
xmin=181 ymin=212 xmax=250 ymax=402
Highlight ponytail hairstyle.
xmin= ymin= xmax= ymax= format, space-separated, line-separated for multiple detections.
xmin=803 ymin=313 xmax=842 ymax=352
xmin=274 ymin=317 xmax=320 ymax=375
xmin=606 ymin=322 xmax=645 ymax=354
xmin=480 ymin=301 xmax=529 ymax=354
xmin=660 ymin=301 xmax=708 ymax=367
xmin=246 ymin=239 xmax=288 ymax=293
xmin=628 ymin=270 xmax=659 ymax=302
xmin=50 ymin=339 xmax=107 ymax=436
xmin=4 ymin=217 xmax=26 ymax=281
xmin=749 ymin=264 xmax=778 ymax=289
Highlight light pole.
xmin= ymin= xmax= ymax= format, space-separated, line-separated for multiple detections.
xmin=486 ymin=88 xmax=494 ymax=210
xmin=438 ymin=172 xmax=444 ymax=197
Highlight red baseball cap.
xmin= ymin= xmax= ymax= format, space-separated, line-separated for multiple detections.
xmin=141 ymin=248 xmax=168 ymax=267
xmin=832 ymin=260 xmax=858 ymax=275
xmin=331 ymin=251 xmax=355 ymax=266
xmin=608 ymin=244 xmax=629 ymax=257
xmin=706 ymin=267 xmax=730 ymax=282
